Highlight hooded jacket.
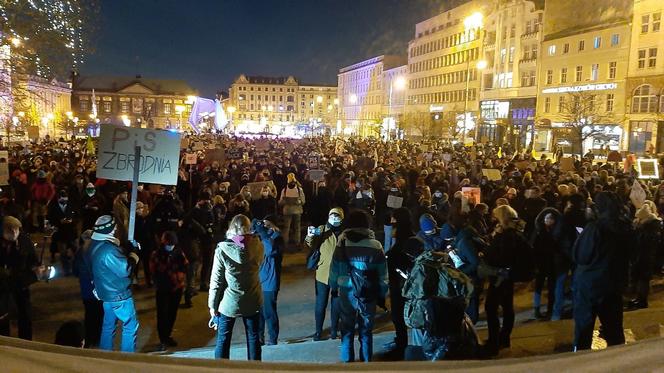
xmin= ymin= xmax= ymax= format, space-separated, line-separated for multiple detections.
xmin=329 ymin=228 xmax=388 ymax=301
xmin=208 ymin=235 xmax=264 ymax=317
xmin=532 ymin=207 xmax=576 ymax=274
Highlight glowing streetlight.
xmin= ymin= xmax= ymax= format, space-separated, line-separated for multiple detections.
xmin=333 ymin=98 xmax=339 ymax=105
xmin=121 ymin=115 xmax=130 ymax=126
xmin=10 ymin=38 xmax=21 ymax=47
xmin=227 ymin=106 xmax=236 ymax=114
xmin=46 ymin=113 xmax=54 ymax=121
xmin=66 ymin=111 xmax=73 ymax=119
xmin=476 ymin=60 xmax=488 ymax=70
xmin=175 ymin=105 xmax=185 ymax=114
xmin=316 ymin=96 xmax=323 ymax=104
xmin=393 ymin=76 xmax=407 ymax=90
xmin=267 ymin=105 xmax=274 ymax=112
xmin=464 ymin=12 xmax=483 ymax=30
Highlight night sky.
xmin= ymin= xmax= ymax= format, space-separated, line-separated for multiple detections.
xmin=82 ymin=0 xmax=461 ymax=97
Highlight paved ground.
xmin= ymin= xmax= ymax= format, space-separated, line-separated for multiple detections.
xmin=16 ymin=246 xmax=664 ymax=363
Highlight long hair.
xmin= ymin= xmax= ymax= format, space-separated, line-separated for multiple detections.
xmin=226 ymin=214 xmax=251 ymax=239
xmin=493 ymin=205 xmax=518 ymax=230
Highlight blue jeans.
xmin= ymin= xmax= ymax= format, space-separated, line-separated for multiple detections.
xmin=100 ymin=298 xmax=139 ymax=352
xmin=214 ymin=313 xmax=261 ymax=360
xmin=315 ymin=281 xmax=340 ymax=337
xmin=338 ymin=294 xmax=376 ymax=362
xmin=533 ymin=272 xmax=567 ymax=320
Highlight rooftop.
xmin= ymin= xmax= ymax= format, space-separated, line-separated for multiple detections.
xmin=73 ymin=75 xmax=197 ymax=95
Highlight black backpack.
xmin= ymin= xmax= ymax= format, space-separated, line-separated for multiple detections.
xmin=340 ymin=240 xmax=380 ymax=306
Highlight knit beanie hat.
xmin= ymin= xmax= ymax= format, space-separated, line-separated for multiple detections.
xmin=329 ymin=207 xmax=344 ymax=219
xmin=94 ymin=215 xmax=116 ymax=234
xmin=287 ymin=173 xmax=296 ymax=183
xmin=419 ymin=213 xmax=437 ymax=233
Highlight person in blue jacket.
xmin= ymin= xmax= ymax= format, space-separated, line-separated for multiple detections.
xmin=450 ymin=223 xmax=481 ymax=324
xmin=416 ymin=214 xmax=445 ymax=251
xmin=73 ymin=229 xmax=104 ymax=348
xmin=253 ymin=215 xmax=283 ymax=346
xmin=90 ymin=215 xmax=140 ymax=352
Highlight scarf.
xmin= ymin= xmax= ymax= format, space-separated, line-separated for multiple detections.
xmin=91 ymin=232 xmax=120 ymax=246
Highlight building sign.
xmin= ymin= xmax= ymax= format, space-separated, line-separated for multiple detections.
xmin=96 ymin=124 xmax=182 ymax=185
xmin=481 ymin=100 xmax=510 ymax=121
xmin=541 ymin=83 xmax=617 ymax=94
xmin=429 ymin=105 xmax=444 ymax=113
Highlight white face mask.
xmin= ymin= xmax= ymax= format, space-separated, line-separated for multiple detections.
xmin=164 ymin=245 xmax=175 ymax=252
xmin=328 ymin=216 xmax=342 ymax=227
xmin=137 ymin=186 xmax=144 ymax=192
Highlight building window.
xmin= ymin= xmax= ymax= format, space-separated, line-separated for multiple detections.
xmin=593 ymin=36 xmax=601 ymax=49
xmin=546 ymin=69 xmax=553 ymax=84
xmin=532 ymin=45 xmax=538 ymax=59
xmin=638 ymin=49 xmax=647 ymax=68
xmin=642 ymin=14 xmax=650 ymax=33
xmin=79 ymin=99 xmax=89 ymax=112
xmin=544 ymin=97 xmax=551 ymax=113
xmin=606 ymin=93 xmax=614 ymax=112
xmin=591 ymin=64 xmax=599 ymax=81
xmin=163 ymin=103 xmax=171 ymax=115
xmin=121 ymin=101 xmax=130 ymax=113
xmin=648 ymin=48 xmax=658 ymax=68
xmin=608 ymin=61 xmax=617 ymax=79
xmin=525 ymin=20 xmax=532 ymax=34
xmin=578 ymin=40 xmax=585 ymax=51
xmin=510 ymin=24 xmax=516 ymax=38
xmin=654 ymin=12 xmax=661 ymax=32
xmin=611 ymin=34 xmax=620 ymax=46
xmin=558 ymin=96 xmax=566 ymax=112
xmin=523 ymin=45 xmax=530 ymax=60
xmin=575 ymin=65 xmax=583 ymax=81
xmin=103 ymin=101 xmax=111 ymax=113
xmin=632 ymin=84 xmax=658 ymax=113
xmin=509 ymin=47 xmax=515 ymax=63
xmin=548 ymin=45 xmax=556 ymax=56
xmin=563 ymin=43 xmax=569 ymax=54
xmin=560 ymin=67 xmax=568 ymax=83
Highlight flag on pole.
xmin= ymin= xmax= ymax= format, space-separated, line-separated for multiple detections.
xmin=532 ymin=148 xmax=539 ymax=159
xmin=86 ymin=136 xmax=95 ymax=156
xmin=497 ymin=147 xmax=503 ymax=158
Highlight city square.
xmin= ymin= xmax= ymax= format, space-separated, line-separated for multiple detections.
xmin=2 ymin=0 xmax=664 ymax=372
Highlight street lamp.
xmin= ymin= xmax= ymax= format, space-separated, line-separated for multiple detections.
xmin=388 ymin=76 xmax=407 ymax=140
xmin=10 ymin=38 xmax=21 ymax=47
xmin=121 ymin=115 xmax=130 ymax=127
xmin=461 ymin=12 xmax=484 ymax=143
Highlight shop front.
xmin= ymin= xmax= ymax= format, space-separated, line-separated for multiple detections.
xmin=547 ymin=124 xmax=622 ymax=155
xmin=478 ymin=98 xmax=535 ymax=147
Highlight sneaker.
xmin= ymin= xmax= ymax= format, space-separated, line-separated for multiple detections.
xmin=313 ymin=333 xmax=322 ymax=341
xmin=330 ymin=331 xmax=338 ymax=340
xmin=164 ymin=337 xmax=178 ymax=347
xmin=265 ymin=340 xmax=277 ymax=346
xmin=626 ymin=299 xmax=648 ymax=310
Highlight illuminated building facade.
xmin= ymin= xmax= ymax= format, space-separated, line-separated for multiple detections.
xmin=337 ymin=55 xmax=406 ymax=137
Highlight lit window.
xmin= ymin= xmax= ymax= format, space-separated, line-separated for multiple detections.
xmin=575 ymin=65 xmax=583 ymax=81
xmin=611 ymin=34 xmax=620 ymax=46
xmin=546 ymin=69 xmax=553 ymax=84
xmin=544 ymin=97 xmax=551 ymax=113
xmin=548 ymin=45 xmax=556 ymax=56
xmin=591 ymin=64 xmax=599 ymax=81
xmin=632 ymin=85 xmax=658 ymax=113
xmin=593 ymin=36 xmax=601 ymax=49
xmin=558 ymin=96 xmax=566 ymax=112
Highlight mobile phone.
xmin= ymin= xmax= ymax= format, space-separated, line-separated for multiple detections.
xmin=47 ymin=265 xmax=56 ymax=280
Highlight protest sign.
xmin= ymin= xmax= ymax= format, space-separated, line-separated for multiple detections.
xmin=185 ymin=153 xmax=198 ymax=165
xmin=206 ymin=149 xmax=225 ymax=163
xmin=461 ymin=187 xmax=481 ymax=205
xmin=255 ymin=139 xmax=270 ymax=152
xmin=515 ymin=160 xmax=530 ymax=171
xmin=96 ymin=124 xmax=181 ymax=185
xmin=246 ymin=181 xmax=276 ymax=200
xmin=630 ymin=180 xmax=647 ymax=208
xmin=0 ymin=151 xmax=9 ymax=185
xmin=193 ymin=141 xmax=205 ymax=151
xmin=27 ymin=126 xmax=39 ymax=140
xmin=386 ymin=195 xmax=404 ymax=209
xmin=482 ymin=169 xmax=502 ymax=181
xmin=560 ymin=157 xmax=575 ymax=172
xmin=309 ymin=169 xmax=326 ymax=182
xmin=227 ymin=148 xmax=243 ymax=159
xmin=637 ymin=158 xmax=659 ymax=179
xmin=308 ymin=154 xmax=320 ymax=169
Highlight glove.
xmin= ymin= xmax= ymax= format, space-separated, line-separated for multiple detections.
xmin=128 ymin=240 xmax=141 ymax=266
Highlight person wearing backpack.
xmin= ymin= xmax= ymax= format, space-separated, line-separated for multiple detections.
xmin=304 ymin=207 xmax=344 ymax=341
xmin=483 ymin=205 xmax=532 ymax=356
xmin=329 ymin=210 xmax=388 ymax=363
xmin=279 ymin=173 xmax=306 ymax=247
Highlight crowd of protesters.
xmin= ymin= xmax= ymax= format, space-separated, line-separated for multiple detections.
xmin=0 ymin=134 xmax=663 ymax=362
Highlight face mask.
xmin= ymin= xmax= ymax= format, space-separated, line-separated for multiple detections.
xmin=328 ymin=216 xmax=342 ymax=227
xmin=433 ymin=191 xmax=443 ymax=198
xmin=164 ymin=245 xmax=175 ymax=252
xmin=85 ymin=188 xmax=95 ymax=197
xmin=424 ymin=229 xmax=435 ymax=236
xmin=137 ymin=186 xmax=143 ymax=192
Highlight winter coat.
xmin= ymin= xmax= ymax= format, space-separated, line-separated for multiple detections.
xmin=47 ymin=201 xmax=77 ymax=242
xmin=150 ymin=247 xmax=188 ymax=292
xmin=387 ymin=235 xmax=424 ymax=292
xmin=208 ymin=235 xmax=264 ymax=317
xmin=30 ymin=179 xmax=55 ymax=204
xmin=329 ymin=228 xmax=388 ymax=302
xmin=572 ymin=207 xmax=634 ymax=302
xmin=632 ymin=218 xmax=662 ymax=281
xmin=257 ymin=226 xmax=283 ymax=292
xmin=532 ymin=208 xmax=575 ymax=275
xmin=416 ymin=230 xmax=446 ymax=251
xmin=90 ymin=237 xmax=133 ymax=302
xmin=452 ymin=227 xmax=481 ymax=280
xmin=0 ymin=233 xmax=38 ymax=293
xmin=279 ymin=185 xmax=305 ymax=215
xmin=486 ymin=226 xmax=532 ymax=282
xmin=251 ymin=196 xmax=278 ymax=221
xmin=305 ymin=223 xmax=342 ymax=285
xmin=73 ymin=231 xmax=95 ymax=300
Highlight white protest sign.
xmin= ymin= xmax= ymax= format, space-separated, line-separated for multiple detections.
xmin=387 ymin=195 xmax=404 ymax=209
xmin=185 ymin=153 xmax=198 ymax=165
xmin=309 ymin=169 xmax=326 ymax=182
xmin=96 ymin=124 xmax=181 ymax=185
xmin=0 ymin=151 xmax=9 ymax=185
xmin=630 ymin=181 xmax=647 ymax=209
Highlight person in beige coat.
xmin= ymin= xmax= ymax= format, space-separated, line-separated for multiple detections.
xmin=208 ymin=214 xmax=264 ymax=360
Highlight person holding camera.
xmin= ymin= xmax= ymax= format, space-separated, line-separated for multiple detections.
xmin=305 ymin=207 xmax=344 ymax=341
xmin=90 ymin=215 xmax=140 ymax=352
xmin=47 ymin=189 xmax=77 ymax=276
xmin=253 ymin=216 xmax=283 ymax=346
xmin=0 ymin=216 xmax=49 ymax=340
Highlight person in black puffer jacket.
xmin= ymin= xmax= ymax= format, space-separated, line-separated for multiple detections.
xmin=572 ymin=192 xmax=634 ymax=351
xmin=531 ymin=207 xmax=575 ymax=320
xmin=484 ymin=205 xmax=532 ymax=356
xmin=627 ymin=201 xmax=662 ymax=310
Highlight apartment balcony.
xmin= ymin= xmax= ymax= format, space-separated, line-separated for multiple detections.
xmin=521 ymin=29 xmax=541 ymax=40
xmin=483 ymin=40 xmax=496 ymax=51
xmin=518 ymin=57 xmax=537 ymax=66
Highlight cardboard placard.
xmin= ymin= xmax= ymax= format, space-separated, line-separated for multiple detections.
xmin=193 ymin=142 xmax=205 ymax=151
xmin=309 ymin=169 xmax=326 ymax=182
xmin=0 ymin=151 xmax=9 ymax=186
xmin=185 ymin=153 xmax=198 ymax=165
xmin=482 ymin=169 xmax=502 ymax=181
xmin=386 ymin=195 xmax=404 ymax=209
xmin=308 ymin=154 xmax=320 ymax=169
xmin=515 ymin=160 xmax=530 ymax=171
xmin=560 ymin=157 xmax=575 ymax=172
xmin=255 ymin=139 xmax=270 ymax=151
xmin=461 ymin=187 xmax=481 ymax=205
xmin=27 ymin=126 xmax=40 ymax=140
xmin=227 ymin=148 xmax=243 ymax=159
xmin=206 ymin=149 xmax=225 ymax=163
xmin=637 ymin=158 xmax=659 ymax=179
xmin=96 ymin=124 xmax=181 ymax=185
xmin=246 ymin=181 xmax=276 ymax=201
